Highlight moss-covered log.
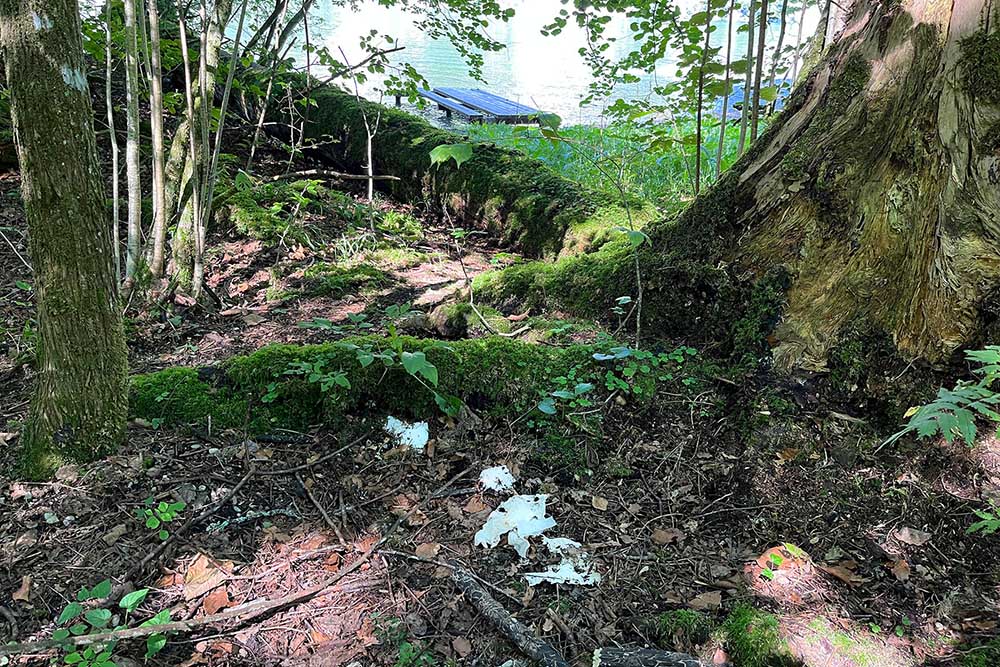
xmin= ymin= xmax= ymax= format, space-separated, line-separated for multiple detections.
xmin=131 ymin=337 xmax=597 ymax=431
xmin=262 ymin=80 xmax=649 ymax=257
xmin=481 ymin=0 xmax=1000 ymax=371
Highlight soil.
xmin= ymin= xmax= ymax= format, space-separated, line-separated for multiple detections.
xmin=1 ymin=116 xmax=999 ymax=667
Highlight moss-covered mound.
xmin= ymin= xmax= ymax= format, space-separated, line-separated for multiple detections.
xmin=277 ymin=79 xmax=644 ymax=257
xmin=131 ymin=337 xmax=599 ymax=432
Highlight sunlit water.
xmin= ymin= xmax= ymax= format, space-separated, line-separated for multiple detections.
xmin=300 ymin=0 xmax=820 ymax=125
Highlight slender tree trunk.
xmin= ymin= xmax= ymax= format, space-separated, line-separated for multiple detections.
xmin=766 ymin=0 xmax=790 ymax=112
xmin=0 ymin=0 xmax=128 ymax=475
xmin=788 ymin=0 xmax=809 ymax=84
xmin=694 ymin=0 xmax=712 ymax=194
xmin=168 ymin=0 xmax=233 ymax=290
xmin=147 ymin=0 xmax=168 ymax=277
xmin=104 ymin=0 xmax=120 ymax=282
xmin=247 ymin=0 xmax=290 ymax=170
xmin=715 ymin=0 xmax=736 ymax=178
xmin=123 ymin=0 xmax=142 ymax=281
xmin=737 ymin=0 xmax=757 ymax=154
xmin=750 ymin=0 xmax=769 ymax=141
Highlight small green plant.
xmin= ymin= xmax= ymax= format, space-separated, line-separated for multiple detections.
xmin=968 ymin=501 xmax=1000 ymax=535
xmin=52 ymin=582 xmax=165 ymax=666
xmin=887 ymin=346 xmax=1000 ymax=447
xmin=374 ymin=615 xmax=439 ymax=667
xmin=136 ymin=497 xmax=186 ymax=541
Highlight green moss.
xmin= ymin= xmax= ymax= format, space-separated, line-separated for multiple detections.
xmin=961 ymin=637 xmax=1000 ymax=667
xmin=303 ymin=262 xmax=389 ymax=297
xmin=375 ymin=210 xmax=424 ymax=242
xmin=730 ymin=269 xmax=791 ymax=369
xmin=655 ymin=610 xmax=713 ymax=648
xmin=131 ymin=336 xmax=597 ymax=432
xmin=961 ymin=30 xmax=1000 ymax=105
xmin=723 ymin=605 xmax=795 ymax=667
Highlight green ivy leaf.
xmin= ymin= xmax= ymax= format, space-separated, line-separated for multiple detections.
xmin=58 ymin=602 xmax=84 ymax=625
xmin=429 ymin=143 xmax=473 ymax=169
xmin=537 ymin=398 xmax=557 ymax=415
xmin=85 ymin=608 xmax=112 ymax=628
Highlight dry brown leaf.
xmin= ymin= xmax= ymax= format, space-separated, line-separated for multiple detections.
xmin=452 ymin=636 xmax=473 ymax=657
xmin=463 ymin=496 xmax=488 ymax=513
xmin=591 ymin=495 xmax=609 ymax=511
xmin=819 ymin=563 xmax=863 ymax=587
xmin=890 ymin=559 xmax=911 ymax=581
xmin=12 ymin=575 xmax=31 ymax=602
xmin=415 ymin=542 xmax=442 ymax=559
xmin=202 ymin=586 xmax=230 ymax=614
xmin=651 ymin=528 xmax=685 ymax=545
xmin=689 ymin=590 xmax=722 ymax=611
xmin=184 ymin=554 xmax=232 ymax=601
xmin=894 ymin=526 xmax=932 ymax=546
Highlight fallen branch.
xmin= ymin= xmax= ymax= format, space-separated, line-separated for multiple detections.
xmin=449 ymin=561 xmax=570 ymax=667
xmin=264 ymin=169 xmax=400 ymax=183
xmin=0 ymin=469 xmax=469 ymax=657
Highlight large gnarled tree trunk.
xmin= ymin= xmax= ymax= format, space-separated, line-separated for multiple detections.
xmin=654 ymin=0 xmax=1000 ymax=370
xmin=0 ymin=0 xmax=129 ymax=475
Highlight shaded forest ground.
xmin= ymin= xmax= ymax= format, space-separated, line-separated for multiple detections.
xmin=1 ymin=103 xmax=1000 ymax=667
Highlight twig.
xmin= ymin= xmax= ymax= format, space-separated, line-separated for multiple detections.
xmin=0 ymin=227 xmax=30 ymax=271
xmin=263 ymin=169 xmax=401 ymax=183
xmin=256 ymin=431 xmax=371 ymax=476
xmin=0 ymin=469 xmax=469 ymax=657
xmin=296 ymin=471 xmax=346 ymax=544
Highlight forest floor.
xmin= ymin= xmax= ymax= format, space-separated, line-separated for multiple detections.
xmin=2 ymin=136 xmax=1000 ymax=667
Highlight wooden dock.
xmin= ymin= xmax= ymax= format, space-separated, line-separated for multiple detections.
xmin=396 ymin=87 xmax=540 ymax=123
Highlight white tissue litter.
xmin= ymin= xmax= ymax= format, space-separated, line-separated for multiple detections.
xmin=478 ymin=465 xmax=516 ymax=492
xmin=473 ymin=494 xmax=556 ymax=558
xmin=384 ymin=416 xmax=429 ymax=451
xmin=523 ymin=537 xmax=601 ymax=586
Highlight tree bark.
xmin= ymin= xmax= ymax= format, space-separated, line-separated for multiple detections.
xmin=737 ymin=0 xmax=757 ymax=154
xmin=147 ymin=0 xmax=168 ymax=277
xmin=649 ymin=0 xmax=1000 ymax=369
xmin=0 ymin=0 xmax=128 ymax=475
xmin=123 ymin=0 xmax=142 ymax=280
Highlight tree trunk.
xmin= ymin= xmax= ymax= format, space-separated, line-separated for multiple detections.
xmin=123 ymin=0 xmax=142 ymax=280
xmin=737 ymin=0 xmax=757 ymax=154
xmin=147 ymin=0 xmax=168 ymax=277
xmin=650 ymin=0 xmax=1000 ymax=369
xmin=0 ymin=0 xmax=128 ymax=475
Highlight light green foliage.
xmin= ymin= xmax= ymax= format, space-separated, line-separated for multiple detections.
xmin=888 ymin=346 xmax=1000 ymax=447
xmin=468 ymin=120 xmax=747 ymax=206
xmin=429 ymin=143 xmax=474 ymax=169
xmin=968 ymin=501 xmax=1000 ymax=536
xmin=52 ymin=581 xmax=159 ymax=667
xmin=376 ymin=210 xmax=424 ymax=242
xmin=136 ymin=497 xmax=186 ymax=541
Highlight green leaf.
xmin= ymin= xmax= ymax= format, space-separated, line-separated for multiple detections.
xmin=65 ymin=652 xmax=84 ymax=664
xmin=119 ymin=589 xmax=149 ymax=615
xmin=146 ymin=633 xmax=167 ymax=659
xmin=537 ymin=398 xmax=557 ymax=415
xmin=433 ymin=392 xmax=463 ymax=417
xmin=145 ymin=515 xmax=161 ymax=529
xmin=401 ymin=351 xmax=438 ymax=386
xmin=70 ymin=623 xmax=88 ymax=635
xmin=626 ymin=230 xmax=650 ymax=248
xmin=759 ymin=85 xmax=779 ymax=103
xmin=91 ymin=579 xmax=111 ymax=600
xmin=85 ymin=608 xmax=112 ymax=628
xmin=429 ymin=143 xmax=474 ymax=169
xmin=58 ymin=602 xmax=84 ymax=625
xmin=52 ymin=629 xmax=70 ymax=641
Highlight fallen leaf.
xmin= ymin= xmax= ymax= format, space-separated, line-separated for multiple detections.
xmin=452 ymin=636 xmax=473 ymax=657
xmin=463 ymin=496 xmax=488 ymax=513
xmin=651 ymin=528 xmax=685 ymax=545
xmin=894 ymin=526 xmax=932 ymax=546
xmin=415 ymin=542 xmax=442 ymax=559
xmin=890 ymin=559 xmax=911 ymax=582
xmin=12 ymin=575 xmax=31 ymax=602
xmin=689 ymin=590 xmax=722 ymax=611
xmin=591 ymin=495 xmax=609 ymax=511
xmin=184 ymin=554 xmax=232 ymax=601
xmin=103 ymin=524 xmax=128 ymax=546
xmin=243 ymin=313 xmax=267 ymax=326
xmin=819 ymin=563 xmax=863 ymax=587
xmin=202 ymin=586 xmax=230 ymax=614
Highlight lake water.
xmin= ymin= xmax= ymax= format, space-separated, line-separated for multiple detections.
xmin=303 ymin=0 xmax=820 ymax=126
